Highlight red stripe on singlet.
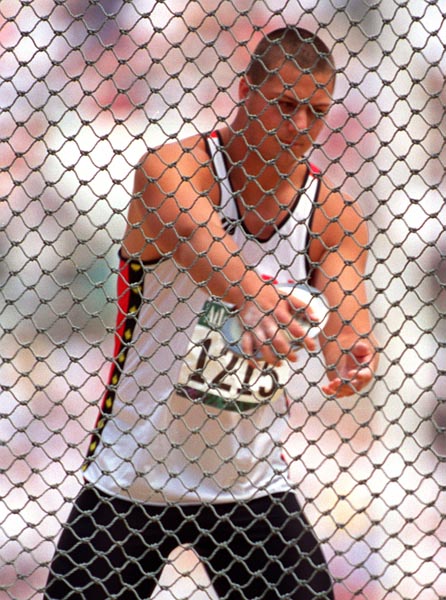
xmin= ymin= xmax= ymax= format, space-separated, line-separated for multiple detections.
xmin=83 ymin=257 xmax=143 ymax=467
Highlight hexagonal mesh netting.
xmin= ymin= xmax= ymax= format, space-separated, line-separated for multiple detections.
xmin=1 ymin=1 xmax=445 ymax=599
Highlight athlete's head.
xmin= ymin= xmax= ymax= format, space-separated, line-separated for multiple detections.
xmin=236 ymin=27 xmax=336 ymax=160
xmin=246 ymin=26 xmax=335 ymax=86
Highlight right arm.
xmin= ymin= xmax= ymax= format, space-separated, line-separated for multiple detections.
xmin=122 ymin=144 xmax=314 ymax=363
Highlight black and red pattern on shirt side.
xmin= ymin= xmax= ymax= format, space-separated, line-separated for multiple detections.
xmin=83 ymin=256 xmax=145 ymax=470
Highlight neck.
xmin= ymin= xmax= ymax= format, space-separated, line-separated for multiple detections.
xmin=220 ymin=125 xmax=304 ymax=199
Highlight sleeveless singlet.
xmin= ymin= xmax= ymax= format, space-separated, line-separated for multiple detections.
xmin=83 ymin=131 xmax=320 ymax=504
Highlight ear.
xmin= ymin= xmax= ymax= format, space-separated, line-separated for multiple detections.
xmin=238 ymin=76 xmax=251 ymax=100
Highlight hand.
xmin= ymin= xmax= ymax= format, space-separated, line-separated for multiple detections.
xmin=239 ymin=297 xmax=316 ymax=366
xmin=322 ymin=339 xmax=378 ymax=398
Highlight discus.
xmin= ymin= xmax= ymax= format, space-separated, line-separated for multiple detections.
xmin=278 ymin=284 xmax=329 ymax=343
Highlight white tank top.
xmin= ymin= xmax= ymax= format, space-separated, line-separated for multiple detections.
xmin=84 ymin=131 xmax=320 ymax=504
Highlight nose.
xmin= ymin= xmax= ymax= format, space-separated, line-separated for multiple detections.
xmin=290 ymin=107 xmax=312 ymax=132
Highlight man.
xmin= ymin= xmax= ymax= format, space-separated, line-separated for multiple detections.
xmin=45 ymin=26 xmax=378 ymax=600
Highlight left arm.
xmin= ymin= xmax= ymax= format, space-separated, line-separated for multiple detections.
xmin=310 ymin=185 xmax=379 ymax=397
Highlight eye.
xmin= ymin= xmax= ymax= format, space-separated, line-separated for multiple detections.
xmin=310 ymin=105 xmax=329 ymax=118
xmin=278 ymin=100 xmax=296 ymax=114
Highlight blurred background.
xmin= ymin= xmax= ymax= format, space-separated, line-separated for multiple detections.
xmin=0 ymin=1 xmax=445 ymax=598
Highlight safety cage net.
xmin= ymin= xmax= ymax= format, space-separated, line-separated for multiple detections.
xmin=0 ymin=1 xmax=445 ymax=599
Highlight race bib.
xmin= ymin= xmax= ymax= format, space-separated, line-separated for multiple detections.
xmin=176 ymin=299 xmax=291 ymax=412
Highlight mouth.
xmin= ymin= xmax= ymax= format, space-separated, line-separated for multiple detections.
xmin=279 ymin=137 xmax=305 ymax=149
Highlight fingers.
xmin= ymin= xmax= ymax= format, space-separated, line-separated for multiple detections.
xmin=285 ymin=296 xmax=317 ymax=328
xmin=241 ymin=323 xmax=298 ymax=366
xmin=322 ymin=366 xmax=374 ymax=398
xmin=322 ymin=336 xmax=379 ymax=398
xmin=285 ymin=320 xmax=317 ymax=353
xmin=350 ymin=340 xmax=374 ymax=364
xmin=287 ymin=298 xmax=318 ymax=325
xmin=238 ymin=298 xmax=318 ymax=365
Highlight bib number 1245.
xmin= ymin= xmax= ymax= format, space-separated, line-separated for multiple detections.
xmin=176 ymin=300 xmax=290 ymax=412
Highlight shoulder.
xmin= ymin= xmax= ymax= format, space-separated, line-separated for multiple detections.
xmin=124 ymin=132 xmax=220 ymax=260
xmin=138 ymin=133 xmax=212 ymax=180
xmin=131 ymin=131 xmax=223 ymax=217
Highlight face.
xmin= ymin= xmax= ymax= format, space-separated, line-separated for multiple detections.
xmin=239 ymin=62 xmax=334 ymax=162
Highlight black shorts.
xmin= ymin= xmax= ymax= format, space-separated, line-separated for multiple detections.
xmin=44 ymin=485 xmax=333 ymax=600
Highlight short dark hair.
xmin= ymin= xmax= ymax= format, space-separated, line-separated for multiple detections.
xmin=246 ymin=26 xmax=335 ymax=85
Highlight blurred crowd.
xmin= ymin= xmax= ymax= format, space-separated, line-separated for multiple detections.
xmin=0 ymin=1 xmax=445 ymax=598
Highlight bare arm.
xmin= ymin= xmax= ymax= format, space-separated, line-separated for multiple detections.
xmin=311 ymin=187 xmax=379 ymax=397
